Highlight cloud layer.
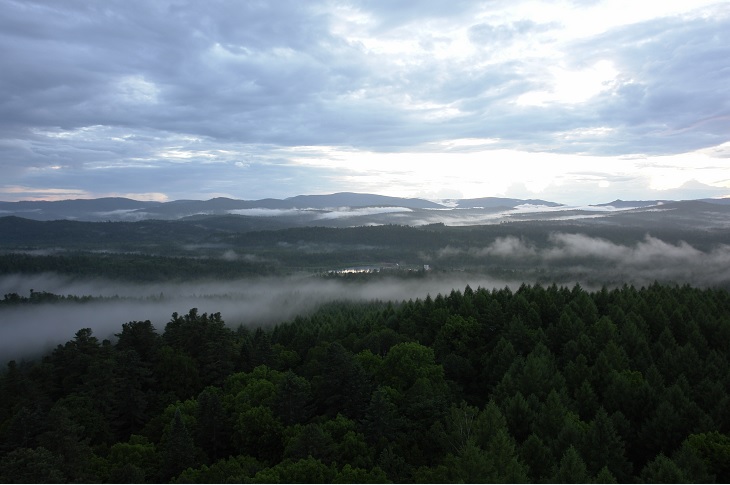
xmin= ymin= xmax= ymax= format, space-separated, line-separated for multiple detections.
xmin=436 ymin=233 xmax=730 ymax=286
xmin=0 ymin=272 xmax=515 ymax=361
xmin=1 ymin=1 xmax=729 ymax=202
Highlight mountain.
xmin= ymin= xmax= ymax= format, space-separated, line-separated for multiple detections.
xmin=0 ymin=197 xmax=162 ymax=221
xmin=3 ymin=193 xmax=728 ymax=228
xmin=590 ymin=198 xmax=730 ymax=210
xmin=282 ymin=192 xmax=444 ymax=209
xmin=592 ymin=199 xmax=669 ymax=209
xmin=0 ymin=193 xmax=505 ymax=222
xmin=454 ymin=197 xmax=563 ymax=209
xmin=701 ymin=198 xmax=730 ymax=206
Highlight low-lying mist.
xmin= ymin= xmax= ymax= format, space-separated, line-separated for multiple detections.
xmin=0 ymin=273 xmax=517 ymax=363
xmin=433 ymin=233 xmax=730 ymax=287
xmin=4 ymin=231 xmax=730 ymax=362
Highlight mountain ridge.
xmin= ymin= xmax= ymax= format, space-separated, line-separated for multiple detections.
xmin=0 ymin=193 xmax=463 ymax=221
xmin=2 ymin=192 xmax=728 ymax=224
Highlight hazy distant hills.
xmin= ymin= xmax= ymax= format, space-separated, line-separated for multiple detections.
xmin=0 ymin=192 xmax=445 ymax=222
xmin=283 ymin=193 xmax=444 ymax=209
xmin=592 ymin=199 xmax=670 ymax=209
xmin=1 ymin=192 xmax=730 ymax=229
xmin=454 ymin=197 xmax=562 ymax=209
xmin=0 ymin=192 xmax=538 ymax=222
xmin=593 ymin=198 xmax=730 ymax=209
xmin=2 ymin=195 xmax=730 ymax=287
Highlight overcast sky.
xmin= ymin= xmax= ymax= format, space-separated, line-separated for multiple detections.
xmin=1 ymin=0 xmax=729 ymax=204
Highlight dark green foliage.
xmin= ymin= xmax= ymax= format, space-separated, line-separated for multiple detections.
xmin=195 ymin=387 xmax=230 ymax=461
xmin=159 ymin=409 xmax=200 ymax=481
xmin=1 ymin=282 xmax=730 ymax=482
xmin=639 ymin=454 xmax=688 ymax=483
xmin=554 ymin=446 xmax=589 ymax=483
xmin=116 ymin=320 xmax=161 ymax=363
xmin=0 ymin=447 xmax=65 ymax=483
xmin=315 ymin=342 xmax=371 ymax=419
xmin=274 ymin=370 xmax=314 ymax=425
xmin=232 ymin=405 xmax=284 ymax=464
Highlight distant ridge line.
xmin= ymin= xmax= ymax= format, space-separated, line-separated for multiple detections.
xmin=2 ymin=192 xmax=728 ymax=223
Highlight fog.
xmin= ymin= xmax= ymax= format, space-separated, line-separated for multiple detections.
xmin=414 ymin=203 xmax=639 ymax=225
xmin=226 ymin=207 xmax=413 ymax=219
xmin=0 ymin=273 xmax=516 ymax=362
xmin=4 ymin=231 xmax=730 ymax=362
xmin=435 ymin=233 xmax=730 ymax=287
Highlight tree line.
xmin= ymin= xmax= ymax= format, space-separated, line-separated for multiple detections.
xmin=1 ymin=282 xmax=729 ymax=482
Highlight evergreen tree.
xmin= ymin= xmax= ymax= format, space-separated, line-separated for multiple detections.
xmin=0 ymin=447 xmax=65 ymax=483
xmin=195 ymin=387 xmax=230 ymax=461
xmin=520 ymin=433 xmax=555 ymax=482
xmin=554 ymin=446 xmax=589 ymax=483
xmin=583 ymin=408 xmax=632 ymax=482
xmin=160 ymin=408 xmax=198 ymax=481
xmin=639 ymin=453 xmax=688 ymax=484
xmin=274 ymin=370 xmax=314 ymax=426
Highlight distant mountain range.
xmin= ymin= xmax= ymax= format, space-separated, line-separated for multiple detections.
xmin=1 ymin=192 xmax=729 ymax=226
xmin=0 ymin=192 xmax=555 ymax=221
xmin=454 ymin=197 xmax=562 ymax=209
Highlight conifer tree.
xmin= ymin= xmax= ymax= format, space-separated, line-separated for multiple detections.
xmin=160 ymin=408 xmax=198 ymax=480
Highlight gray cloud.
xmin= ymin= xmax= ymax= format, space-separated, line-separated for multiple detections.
xmin=1 ymin=1 xmax=728 ymax=202
xmin=468 ymin=19 xmax=557 ymax=45
xmin=0 ymin=272 xmax=517 ymax=361
xmin=435 ymin=232 xmax=730 ymax=287
xmin=567 ymin=13 xmax=730 ymax=155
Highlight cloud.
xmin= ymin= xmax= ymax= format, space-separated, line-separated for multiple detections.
xmin=543 ymin=233 xmax=709 ymax=266
xmin=569 ymin=11 xmax=730 ymax=155
xmin=0 ymin=0 xmax=728 ymax=203
xmin=436 ymin=236 xmax=538 ymax=259
xmin=228 ymin=208 xmax=304 ymax=217
xmin=314 ymin=206 xmax=412 ymax=219
xmin=445 ymin=236 xmax=533 ymax=258
xmin=0 ymin=272 xmax=517 ymax=361
xmin=478 ymin=236 xmax=538 ymax=258
xmin=435 ymin=232 xmax=730 ymax=286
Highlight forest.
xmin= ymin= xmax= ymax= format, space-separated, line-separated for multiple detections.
xmin=3 ymin=216 xmax=730 ymax=288
xmin=1 ymin=282 xmax=729 ymax=483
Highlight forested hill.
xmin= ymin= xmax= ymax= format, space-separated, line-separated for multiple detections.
xmin=1 ymin=283 xmax=729 ymax=483
xmin=4 ymin=215 xmax=730 ymax=288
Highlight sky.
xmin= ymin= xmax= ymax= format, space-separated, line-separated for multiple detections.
xmin=1 ymin=0 xmax=729 ymax=205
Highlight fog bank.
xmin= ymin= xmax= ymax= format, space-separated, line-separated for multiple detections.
xmin=0 ymin=273 xmax=516 ymax=362
xmin=435 ymin=233 xmax=730 ymax=287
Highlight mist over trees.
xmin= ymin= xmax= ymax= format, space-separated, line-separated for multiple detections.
xmin=2 ymin=205 xmax=730 ymax=482
xmin=1 ymin=283 xmax=730 ymax=482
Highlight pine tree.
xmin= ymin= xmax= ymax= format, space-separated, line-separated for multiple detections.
xmin=160 ymin=408 xmax=198 ymax=480
xmin=583 ymin=408 xmax=632 ymax=481
xmin=554 ymin=446 xmax=589 ymax=483
xmin=639 ymin=453 xmax=688 ymax=483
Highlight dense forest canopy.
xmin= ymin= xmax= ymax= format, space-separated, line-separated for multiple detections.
xmin=1 ymin=282 xmax=729 ymax=482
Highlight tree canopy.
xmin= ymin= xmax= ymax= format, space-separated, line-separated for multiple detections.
xmin=1 ymin=282 xmax=730 ymax=482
